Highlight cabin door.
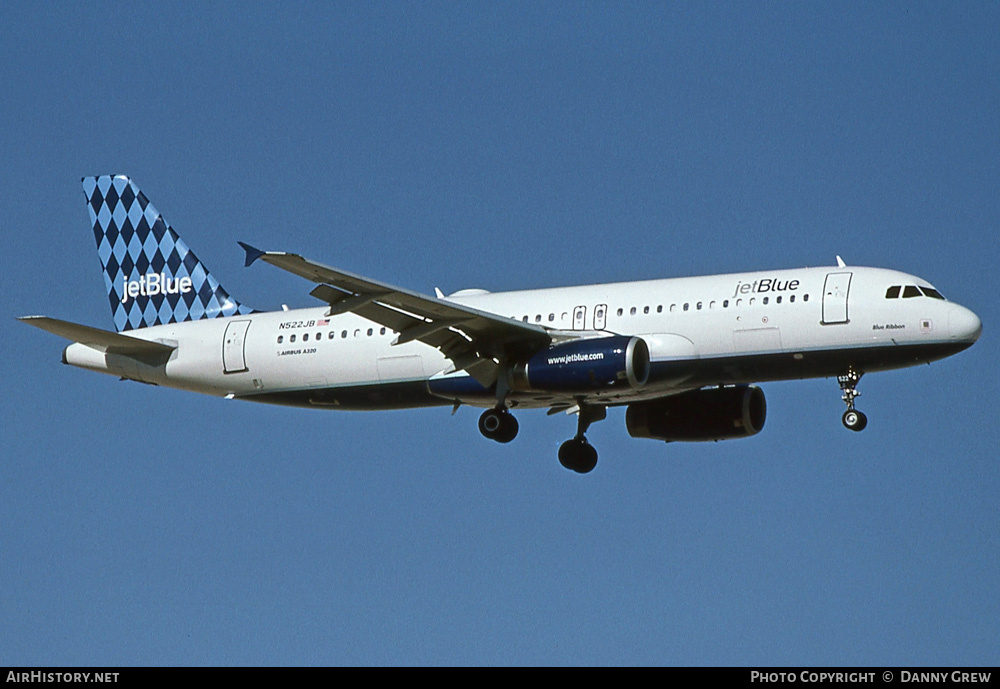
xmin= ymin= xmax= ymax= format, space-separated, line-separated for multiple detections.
xmin=821 ymin=272 xmax=852 ymax=325
xmin=223 ymin=320 xmax=251 ymax=373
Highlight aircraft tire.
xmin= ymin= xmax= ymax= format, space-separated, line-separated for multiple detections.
xmin=494 ymin=413 xmax=519 ymax=444
xmin=558 ymin=437 xmax=598 ymax=474
xmin=480 ymin=408 xmax=518 ymax=443
xmin=842 ymin=409 xmax=868 ymax=432
xmin=479 ymin=409 xmax=502 ymax=439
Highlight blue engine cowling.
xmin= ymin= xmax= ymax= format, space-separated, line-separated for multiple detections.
xmin=511 ymin=335 xmax=650 ymax=392
xmin=625 ymin=385 xmax=766 ymax=442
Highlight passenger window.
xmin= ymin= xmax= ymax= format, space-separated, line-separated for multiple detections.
xmin=656 ymin=305 xmax=662 ymax=313
xmin=328 ymin=332 xmax=334 ymax=340
xmin=630 ymin=307 xmax=637 ymax=316
xmin=903 ymin=286 xmax=921 ymax=298
xmin=776 ymin=296 xmax=782 ymax=304
xmin=643 ymin=306 xmax=649 ymax=314
xmin=277 ymin=335 xmax=283 ymax=344
xmin=342 ymin=330 xmax=347 ymax=338
xmin=290 ymin=334 xmax=296 ymax=343
xmin=548 ymin=313 xmax=555 ymax=322
xmin=789 ymin=295 xmax=795 ymax=303
xmin=803 ymin=294 xmax=809 ymax=302
xmin=522 ymin=316 xmax=528 ymax=322
xmin=723 ymin=300 xmax=729 ymax=308
xmin=696 ymin=302 xmax=702 ymax=310
xmin=367 ymin=328 xmax=373 ymax=336
xmin=617 ymin=308 xmax=623 ymax=317
xmin=380 ymin=327 xmax=386 ymax=335
xmin=316 ymin=332 xmax=321 ymax=340
xmin=303 ymin=333 xmax=309 ymax=342
xmin=885 ymin=286 xmax=901 ymax=299
xmin=762 ymin=297 xmax=768 ymax=305
xmin=683 ymin=303 xmax=689 ymax=312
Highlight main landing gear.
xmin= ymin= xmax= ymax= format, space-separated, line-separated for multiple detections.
xmin=838 ymin=367 xmax=868 ymax=432
xmin=479 ymin=375 xmax=519 ymax=444
xmin=479 ymin=407 xmax=519 ymax=444
xmin=477 ymin=398 xmax=607 ymax=474
xmin=558 ymin=405 xmax=606 ymax=474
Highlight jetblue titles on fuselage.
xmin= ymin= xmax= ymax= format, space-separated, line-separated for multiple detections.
xmin=731 ymin=277 xmax=800 ymax=299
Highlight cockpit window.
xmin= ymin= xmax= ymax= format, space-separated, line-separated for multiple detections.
xmin=886 ymin=284 xmax=946 ymax=300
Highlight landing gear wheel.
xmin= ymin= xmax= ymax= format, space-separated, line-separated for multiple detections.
xmin=558 ymin=437 xmax=598 ymax=474
xmin=842 ymin=409 xmax=868 ymax=432
xmin=479 ymin=408 xmax=519 ymax=443
xmin=478 ymin=409 xmax=501 ymax=438
xmin=494 ymin=413 xmax=519 ymax=444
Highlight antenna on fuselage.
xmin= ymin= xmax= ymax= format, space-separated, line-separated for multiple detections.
xmin=836 ymin=256 xmax=847 ymax=268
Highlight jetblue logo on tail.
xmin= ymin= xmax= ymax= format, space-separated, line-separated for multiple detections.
xmin=84 ymin=175 xmax=253 ymax=331
xmin=120 ymin=273 xmax=193 ymax=303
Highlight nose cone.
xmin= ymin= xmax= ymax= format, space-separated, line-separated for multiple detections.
xmin=949 ymin=304 xmax=982 ymax=343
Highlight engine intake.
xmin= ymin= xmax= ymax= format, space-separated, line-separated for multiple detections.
xmin=626 ymin=385 xmax=766 ymax=442
xmin=512 ymin=335 xmax=649 ymax=393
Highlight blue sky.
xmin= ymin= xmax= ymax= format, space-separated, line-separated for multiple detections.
xmin=1 ymin=2 xmax=997 ymax=666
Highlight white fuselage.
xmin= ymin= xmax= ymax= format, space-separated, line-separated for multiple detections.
xmin=62 ymin=265 xmax=982 ymax=411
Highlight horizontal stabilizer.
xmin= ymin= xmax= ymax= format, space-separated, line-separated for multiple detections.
xmin=18 ymin=316 xmax=176 ymax=361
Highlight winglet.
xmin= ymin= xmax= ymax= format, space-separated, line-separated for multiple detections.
xmin=239 ymin=241 xmax=266 ymax=267
xmin=836 ymin=255 xmax=847 ymax=268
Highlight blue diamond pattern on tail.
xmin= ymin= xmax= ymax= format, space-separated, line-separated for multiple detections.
xmin=83 ymin=175 xmax=254 ymax=332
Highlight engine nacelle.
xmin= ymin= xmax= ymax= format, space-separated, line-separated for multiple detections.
xmin=511 ymin=335 xmax=650 ymax=393
xmin=625 ymin=385 xmax=766 ymax=442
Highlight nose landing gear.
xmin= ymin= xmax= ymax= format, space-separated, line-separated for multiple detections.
xmin=838 ymin=367 xmax=868 ymax=432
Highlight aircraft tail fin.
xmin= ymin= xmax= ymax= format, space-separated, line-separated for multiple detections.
xmin=83 ymin=175 xmax=253 ymax=332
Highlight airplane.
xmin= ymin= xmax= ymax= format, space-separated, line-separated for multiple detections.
xmin=20 ymin=175 xmax=982 ymax=473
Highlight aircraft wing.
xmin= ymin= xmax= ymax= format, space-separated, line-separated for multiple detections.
xmin=18 ymin=316 xmax=176 ymax=362
xmin=239 ymin=243 xmax=553 ymax=386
